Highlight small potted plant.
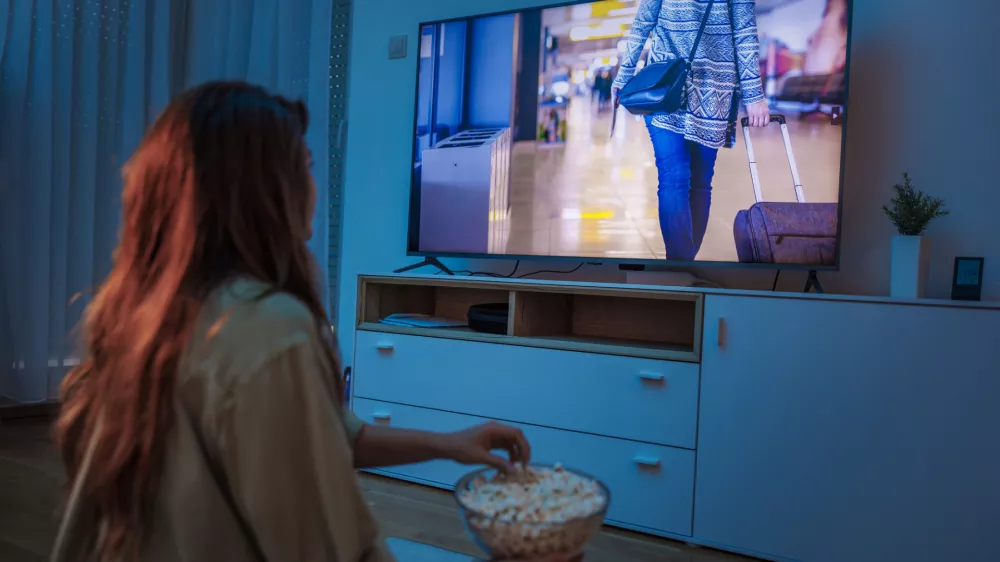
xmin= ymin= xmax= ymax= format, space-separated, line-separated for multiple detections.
xmin=882 ymin=173 xmax=948 ymax=298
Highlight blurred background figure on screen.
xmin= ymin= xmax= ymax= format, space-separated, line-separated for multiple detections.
xmin=591 ymin=73 xmax=602 ymax=105
xmin=612 ymin=0 xmax=770 ymax=261
xmin=592 ymin=70 xmax=602 ymax=107
xmin=598 ymin=70 xmax=614 ymax=112
xmin=593 ymin=70 xmax=608 ymax=111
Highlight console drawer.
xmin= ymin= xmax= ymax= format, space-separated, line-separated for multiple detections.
xmin=353 ymin=398 xmax=695 ymax=536
xmin=353 ymin=331 xmax=699 ymax=449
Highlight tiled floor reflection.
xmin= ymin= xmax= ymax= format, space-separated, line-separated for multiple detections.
xmin=506 ymin=98 xmax=843 ymax=261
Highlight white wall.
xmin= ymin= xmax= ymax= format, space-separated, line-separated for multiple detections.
xmin=338 ymin=0 xmax=1000 ymax=361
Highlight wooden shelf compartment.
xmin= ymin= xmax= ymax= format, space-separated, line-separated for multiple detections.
xmin=509 ymin=289 xmax=701 ymax=361
xmin=359 ymin=278 xmax=511 ymax=328
xmin=356 ymin=276 xmax=703 ymax=362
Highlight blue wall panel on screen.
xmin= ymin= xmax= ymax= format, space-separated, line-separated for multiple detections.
xmin=436 ymin=21 xmax=468 ymax=136
xmin=415 ymin=26 xmax=434 ymax=155
xmin=467 ymin=14 xmax=516 ymax=128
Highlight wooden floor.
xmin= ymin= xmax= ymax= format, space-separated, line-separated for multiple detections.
xmin=0 ymin=418 xmax=752 ymax=562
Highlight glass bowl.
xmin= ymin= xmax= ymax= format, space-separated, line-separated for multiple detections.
xmin=453 ymin=464 xmax=611 ymax=559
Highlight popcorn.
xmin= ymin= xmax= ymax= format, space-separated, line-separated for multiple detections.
xmin=456 ymin=464 xmax=608 ymax=558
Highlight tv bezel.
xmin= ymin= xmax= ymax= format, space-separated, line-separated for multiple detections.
xmin=404 ymin=0 xmax=854 ymax=272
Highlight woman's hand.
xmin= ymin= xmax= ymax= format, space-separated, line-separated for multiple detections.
xmin=746 ymin=100 xmax=771 ymax=127
xmin=437 ymin=421 xmax=531 ymax=472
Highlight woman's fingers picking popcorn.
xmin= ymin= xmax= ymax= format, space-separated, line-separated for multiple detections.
xmin=439 ymin=421 xmax=533 ymax=472
xmin=489 ymin=424 xmax=532 ymax=466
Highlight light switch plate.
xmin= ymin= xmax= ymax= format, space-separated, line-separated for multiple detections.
xmin=388 ymin=35 xmax=407 ymax=60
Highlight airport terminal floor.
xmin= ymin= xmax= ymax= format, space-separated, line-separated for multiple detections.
xmin=504 ymin=98 xmax=843 ymax=262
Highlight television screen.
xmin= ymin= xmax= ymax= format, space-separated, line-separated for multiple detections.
xmin=407 ymin=0 xmax=850 ymax=268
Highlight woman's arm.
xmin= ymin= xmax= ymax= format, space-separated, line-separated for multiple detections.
xmin=730 ymin=0 xmax=765 ymax=105
xmin=351 ymin=419 xmax=531 ymax=472
xmin=612 ymin=0 xmax=664 ymax=90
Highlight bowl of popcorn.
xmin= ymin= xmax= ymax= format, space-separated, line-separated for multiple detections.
xmin=453 ymin=463 xmax=610 ymax=559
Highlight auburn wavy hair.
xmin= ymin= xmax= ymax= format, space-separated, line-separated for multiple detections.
xmin=54 ymin=81 xmax=339 ymax=560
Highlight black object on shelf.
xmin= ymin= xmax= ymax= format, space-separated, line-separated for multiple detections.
xmin=468 ymin=303 xmax=510 ymax=335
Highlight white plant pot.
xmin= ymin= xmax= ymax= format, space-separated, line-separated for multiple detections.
xmin=890 ymin=235 xmax=931 ymax=298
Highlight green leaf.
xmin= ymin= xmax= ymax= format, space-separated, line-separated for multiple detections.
xmin=882 ymin=173 xmax=949 ymax=236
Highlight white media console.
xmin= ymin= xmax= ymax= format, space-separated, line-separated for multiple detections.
xmin=349 ymin=274 xmax=1000 ymax=562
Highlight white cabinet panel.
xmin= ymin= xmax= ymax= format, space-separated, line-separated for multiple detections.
xmin=354 ymin=331 xmax=699 ymax=448
xmin=353 ymin=398 xmax=696 ymax=536
xmin=696 ymin=296 xmax=1000 ymax=562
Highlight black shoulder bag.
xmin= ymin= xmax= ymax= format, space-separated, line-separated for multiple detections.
xmin=612 ymin=0 xmax=716 ymax=135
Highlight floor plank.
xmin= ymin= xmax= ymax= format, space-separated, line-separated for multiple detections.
xmin=0 ymin=420 xmax=61 ymax=559
xmin=0 ymin=418 xmax=754 ymax=561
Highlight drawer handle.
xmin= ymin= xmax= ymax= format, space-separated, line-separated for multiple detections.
xmin=372 ymin=412 xmax=392 ymax=422
xmin=638 ymin=371 xmax=666 ymax=383
xmin=632 ymin=456 xmax=661 ymax=468
xmin=375 ymin=342 xmax=394 ymax=351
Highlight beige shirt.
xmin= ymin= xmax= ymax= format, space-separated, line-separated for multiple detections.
xmin=58 ymin=278 xmax=395 ymax=561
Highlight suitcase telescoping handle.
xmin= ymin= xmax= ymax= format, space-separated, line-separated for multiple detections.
xmin=740 ymin=114 xmax=806 ymax=204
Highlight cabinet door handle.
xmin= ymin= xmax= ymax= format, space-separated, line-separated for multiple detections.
xmin=717 ymin=317 xmax=727 ymax=349
xmin=638 ymin=371 xmax=666 ymax=383
xmin=375 ymin=342 xmax=394 ymax=351
xmin=632 ymin=456 xmax=661 ymax=467
xmin=372 ymin=412 xmax=392 ymax=422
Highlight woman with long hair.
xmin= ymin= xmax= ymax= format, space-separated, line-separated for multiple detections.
xmin=53 ymin=81 xmax=570 ymax=562
xmin=612 ymin=0 xmax=770 ymax=261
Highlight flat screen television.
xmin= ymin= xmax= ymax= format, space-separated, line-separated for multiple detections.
xmin=406 ymin=0 xmax=852 ymax=270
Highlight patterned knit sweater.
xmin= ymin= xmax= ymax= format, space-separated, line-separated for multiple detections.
xmin=612 ymin=0 xmax=765 ymax=149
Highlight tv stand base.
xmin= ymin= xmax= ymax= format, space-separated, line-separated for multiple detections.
xmin=804 ymin=270 xmax=824 ymax=293
xmin=393 ymin=257 xmax=454 ymax=276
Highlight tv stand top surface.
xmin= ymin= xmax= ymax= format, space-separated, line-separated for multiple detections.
xmin=360 ymin=273 xmax=1000 ymax=311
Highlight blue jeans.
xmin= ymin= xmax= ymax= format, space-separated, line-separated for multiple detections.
xmin=644 ymin=117 xmax=719 ymax=261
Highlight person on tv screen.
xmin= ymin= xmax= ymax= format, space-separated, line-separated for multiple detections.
xmin=51 ymin=81 xmax=574 ymax=562
xmin=612 ymin=0 xmax=769 ymax=261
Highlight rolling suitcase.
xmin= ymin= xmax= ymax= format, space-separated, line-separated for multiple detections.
xmin=733 ymin=115 xmax=838 ymax=265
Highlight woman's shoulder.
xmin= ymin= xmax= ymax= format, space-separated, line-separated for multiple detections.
xmin=213 ymin=276 xmax=316 ymax=330
xmin=184 ymin=278 xmax=323 ymax=381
